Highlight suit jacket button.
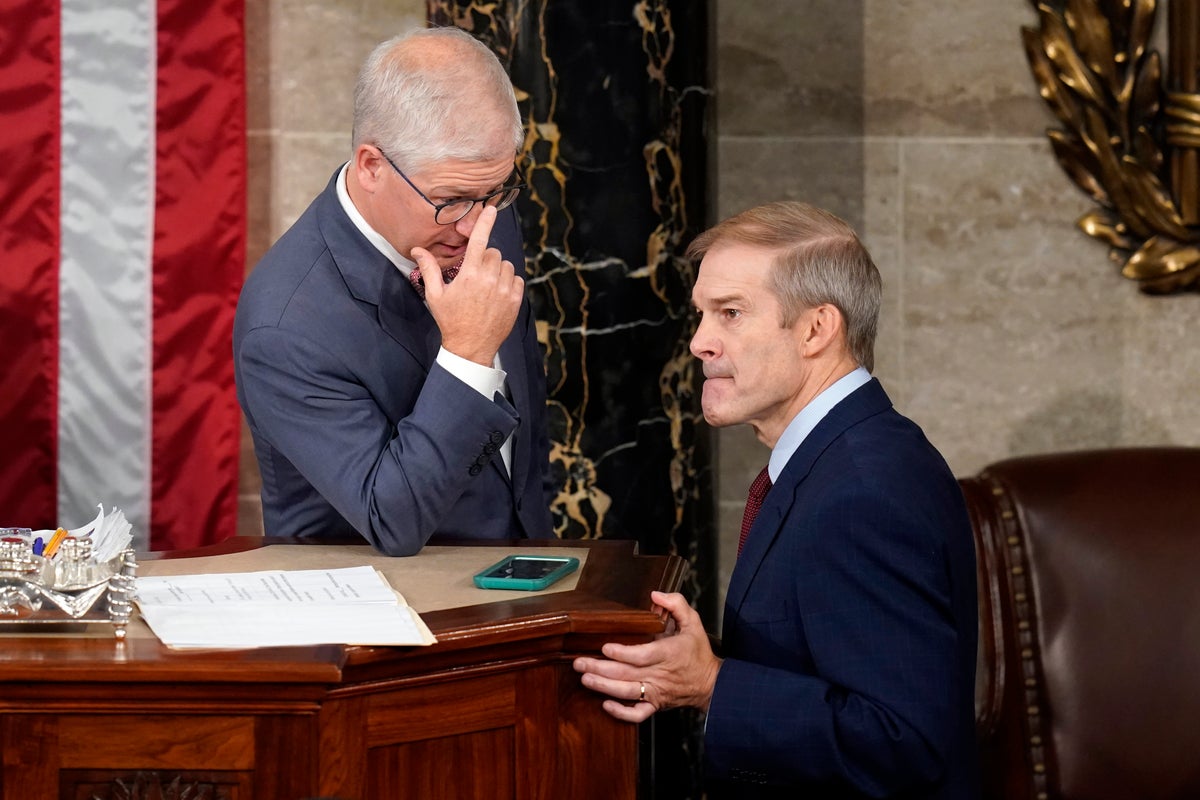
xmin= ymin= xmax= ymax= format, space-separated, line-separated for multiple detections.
xmin=490 ymin=430 xmax=504 ymax=444
xmin=468 ymin=464 xmax=482 ymax=476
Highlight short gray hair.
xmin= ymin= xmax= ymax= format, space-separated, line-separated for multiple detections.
xmin=352 ymin=27 xmax=524 ymax=173
xmin=685 ymin=201 xmax=882 ymax=372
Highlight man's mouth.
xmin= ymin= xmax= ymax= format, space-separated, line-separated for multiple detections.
xmin=430 ymin=242 xmax=467 ymax=264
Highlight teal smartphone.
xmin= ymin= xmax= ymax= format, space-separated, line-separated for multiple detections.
xmin=473 ymin=555 xmax=580 ymax=591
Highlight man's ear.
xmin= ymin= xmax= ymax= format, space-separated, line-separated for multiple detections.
xmin=796 ymin=303 xmax=845 ymax=357
xmin=352 ymin=144 xmax=386 ymax=194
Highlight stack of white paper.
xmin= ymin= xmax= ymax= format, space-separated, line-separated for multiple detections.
xmin=86 ymin=505 xmax=133 ymax=562
xmin=31 ymin=503 xmax=133 ymax=562
xmin=135 ymin=566 xmax=436 ymax=649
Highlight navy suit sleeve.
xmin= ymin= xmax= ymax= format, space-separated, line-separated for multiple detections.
xmin=238 ymin=323 xmax=520 ymax=556
xmin=706 ymin=469 xmax=968 ymax=794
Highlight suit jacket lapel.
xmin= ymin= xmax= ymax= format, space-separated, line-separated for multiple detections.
xmin=722 ymin=379 xmax=895 ymax=635
xmin=497 ymin=301 xmax=532 ymax=490
xmin=314 ymin=170 xmax=438 ymax=367
xmin=487 ymin=205 xmax=534 ymax=490
xmin=378 ymin=267 xmax=440 ymax=367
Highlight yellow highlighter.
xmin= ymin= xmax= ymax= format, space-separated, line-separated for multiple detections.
xmin=42 ymin=527 xmax=69 ymax=558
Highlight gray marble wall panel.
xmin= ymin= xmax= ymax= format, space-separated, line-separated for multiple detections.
xmin=717 ymin=0 xmax=863 ymax=137
xmin=863 ymin=0 xmax=1048 ymax=136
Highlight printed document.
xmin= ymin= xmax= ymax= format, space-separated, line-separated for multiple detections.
xmin=136 ymin=566 xmax=436 ymax=649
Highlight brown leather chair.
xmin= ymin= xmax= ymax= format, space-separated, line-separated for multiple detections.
xmin=960 ymin=447 xmax=1200 ymax=800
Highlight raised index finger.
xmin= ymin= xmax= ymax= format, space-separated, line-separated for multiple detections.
xmin=463 ymin=204 xmax=499 ymax=268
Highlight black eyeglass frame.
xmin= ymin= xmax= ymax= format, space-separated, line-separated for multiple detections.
xmin=377 ymin=147 xmax=526 ymax=225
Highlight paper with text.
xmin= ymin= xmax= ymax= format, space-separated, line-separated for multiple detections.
xmin=136 ymin=566 xmax=436 ymax=649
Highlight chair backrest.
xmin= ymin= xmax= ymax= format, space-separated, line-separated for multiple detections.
xmin=960 ymin=447 xmax=1200 ymax=800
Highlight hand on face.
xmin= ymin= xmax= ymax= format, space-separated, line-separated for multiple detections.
xmin=572 ymin=591 xmax=722 ymax=723
xmin=410 ymin=205 xmax=524 ymax=366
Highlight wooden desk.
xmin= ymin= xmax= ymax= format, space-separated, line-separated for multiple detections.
xmin=0 ymin=537 xmax=685 ymax=800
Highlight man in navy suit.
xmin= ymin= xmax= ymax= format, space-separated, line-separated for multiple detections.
xmin=233 ymin=27 xmax=555 ymax=555
xmin=574 ymin=202 xmax=979 ymax=798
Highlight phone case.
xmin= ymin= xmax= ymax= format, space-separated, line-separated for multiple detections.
xmin=472 ymin=555 xmax=580 ymax=591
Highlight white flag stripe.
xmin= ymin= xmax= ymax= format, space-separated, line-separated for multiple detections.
xmin=58 ymin=0 xmax=156 ymax=545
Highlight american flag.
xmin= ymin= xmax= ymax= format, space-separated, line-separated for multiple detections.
xmin=0 ymin=0 xmax=246 ymax=550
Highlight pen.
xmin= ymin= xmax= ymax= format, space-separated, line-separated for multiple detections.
xmin=43 ymin=527 xmax=68 ymax=558
xmin=32 ymin=537 xmax=44 ymax=556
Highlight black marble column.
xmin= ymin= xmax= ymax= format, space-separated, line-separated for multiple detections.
xmin=428 ymin=3 xmax=713 ymax=797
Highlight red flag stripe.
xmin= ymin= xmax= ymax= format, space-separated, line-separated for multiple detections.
xmin=150 ymin=0 xmax=245 ymax=549
xmin=0 ymin=0 xmax=61 ymax=530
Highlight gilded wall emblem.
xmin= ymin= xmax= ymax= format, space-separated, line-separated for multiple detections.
xmin=1024 ymin=0 xmax=1200 ymax=293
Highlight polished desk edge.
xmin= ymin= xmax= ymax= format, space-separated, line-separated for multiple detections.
xmin=0 ymin=537 xmax=686 ymax=682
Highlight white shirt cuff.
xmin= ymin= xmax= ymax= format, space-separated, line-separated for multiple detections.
xmin=436 ymin=347 xmax=507 ymax=401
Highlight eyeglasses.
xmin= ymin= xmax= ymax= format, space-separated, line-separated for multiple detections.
xmin=377 ymin=148 xmax=525 ymax=225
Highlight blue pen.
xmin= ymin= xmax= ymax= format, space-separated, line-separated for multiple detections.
xmin=32 ymin=537 xmax=44 ymax=556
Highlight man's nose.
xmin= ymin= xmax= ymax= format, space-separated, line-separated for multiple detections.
xmin=689 ymin=317 xmax=716 ymax=359
xmin=454 ymin=203 xmax=488 ymax=239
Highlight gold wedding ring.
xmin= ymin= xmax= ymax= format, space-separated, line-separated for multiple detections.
xmin=639 ymin=682 xmax=646 ymax=702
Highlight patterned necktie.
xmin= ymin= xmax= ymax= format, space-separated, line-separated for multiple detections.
xmin=408 ymin=259 xmax=462 ymax=299
xmin=738 ymin=465 xmax=772 ymax=557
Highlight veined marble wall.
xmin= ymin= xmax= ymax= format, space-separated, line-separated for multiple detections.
xmin=241 ymin=1 xmax=1200 ymax=605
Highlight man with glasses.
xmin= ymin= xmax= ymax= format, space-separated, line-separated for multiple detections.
xmin=234 ymin=27 xmax=555 ymax=555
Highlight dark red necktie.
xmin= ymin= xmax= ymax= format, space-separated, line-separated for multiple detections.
xmin=738 ymin=466 xmax=772 ymax=557
xmin=408 ymin=260 xmax=461 ymax=299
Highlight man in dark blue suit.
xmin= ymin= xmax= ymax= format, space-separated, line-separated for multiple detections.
xmin=574 ymin=202 xmax=979 ymax=798
xmin=233 ymin=27 xmax=555 ymax=555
